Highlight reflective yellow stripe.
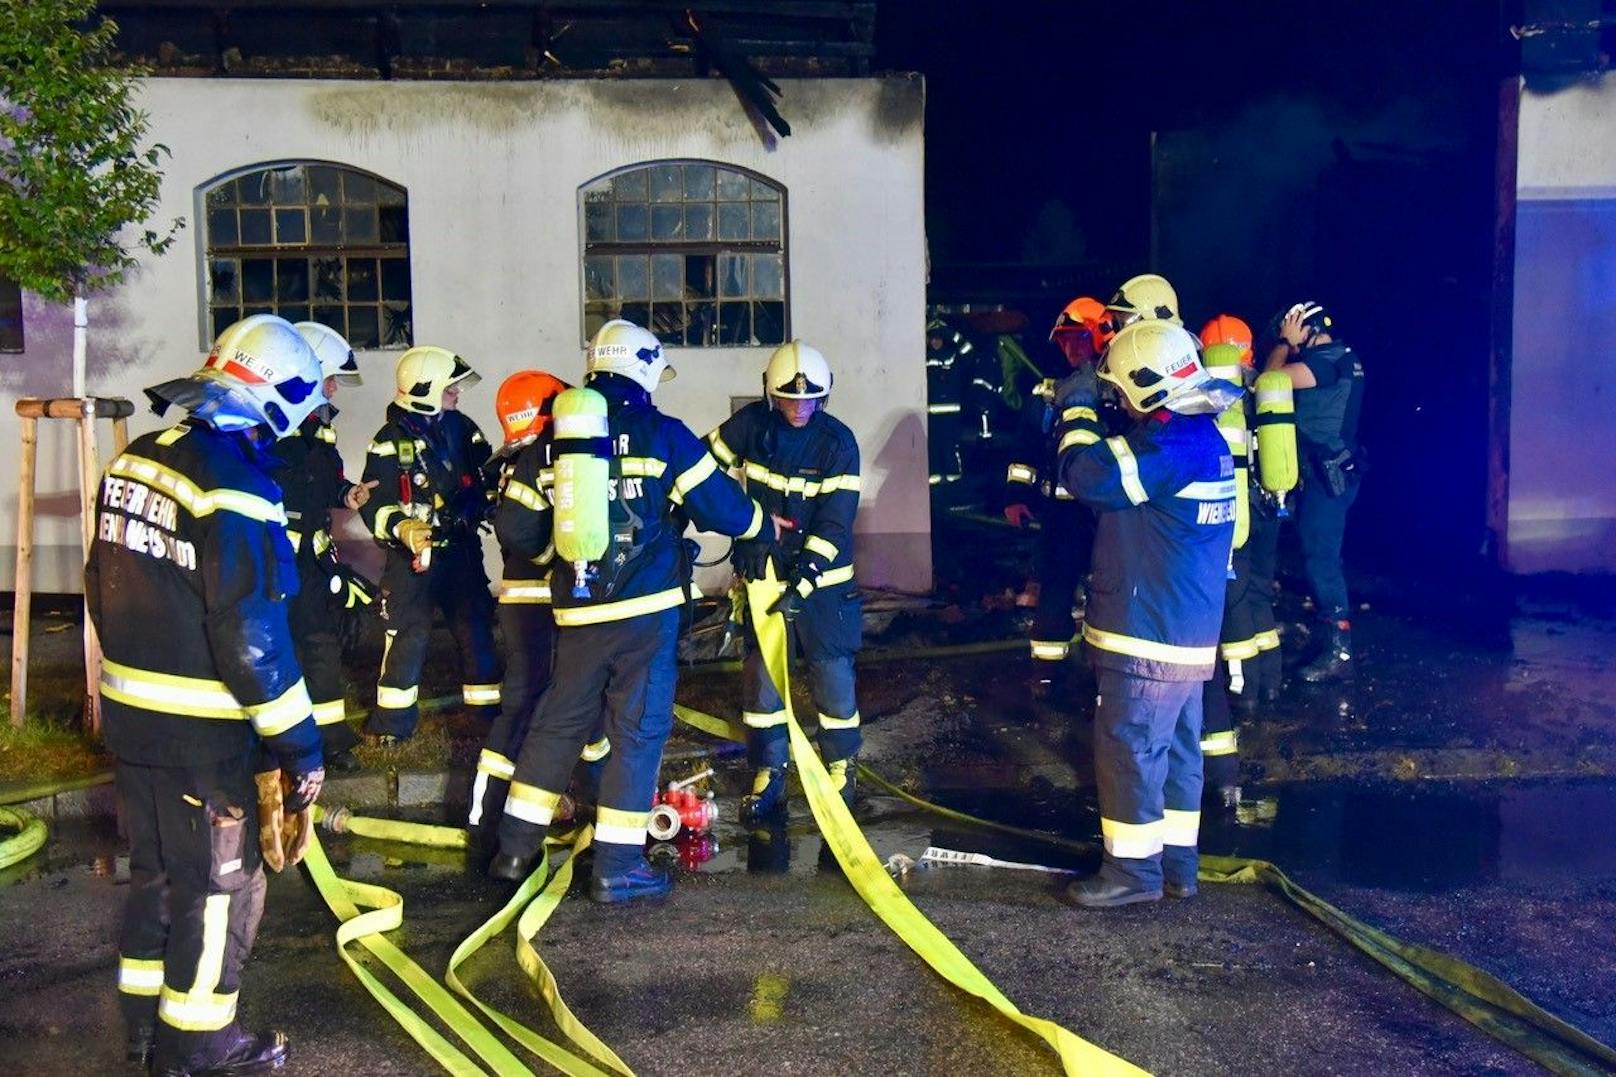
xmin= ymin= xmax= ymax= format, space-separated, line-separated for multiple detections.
xmin=816 ymin=564 xmax=855 ymax=588
xmin=372 ymin=504 xmax=404 ymax=541
xmin=311 ymin=529 xmax=332 ymax=556
xmin=462 ymin=684 xmax=501 ymax=706
xmin=312 ymin=699 xmax=349 ymax=727
xmin=499 ymin=580 xmax=552 ymax=604
xmin=595 ymin=806 xmax=649 ymax=846
xmin=820 ymin=473 xmax=861 ymax=493
xmin=1083 ymin=624 xmax=1215 ymax=666
xmin=108 ymin=456 xmax=285 ymax=525
xmin=368 ymin=441 xmax=398 ymax=457
xmin=817 ymin=711 xmax=860 ymax=730
xmin=804 ymin=535 xmax=838 ymax=561
xmin=376 ymin=683 xmax=419 ymax=710
xmin=504 ymin=480 xmax=547 ymax=511
xmin=155 ymin=425 xmax=189 ymax=446
xmin=1220 ymin=636 xmax=1262 ymax=661
xmin=1201 ymin=730 xmax=1239 ymax=757
xmin=1100 ymin=817 xmax=1163 ymax=859
xmin=709 ymin=435 xmax=737 ymax=467
xmin=316 ymin=425 xmax=338 ymax=444
xmin=618 ymin=456 xmax=669 ymax=479
xmin=159 ymin=894 xmax=235 ymax=1032
xmin=738 ymin=501 xmax=764 ymax=541
xmin=1006 ymin=462 xmax=1038 ymax=485
xmin=1059 ymin=429 xmax=1100 ymax=453
xmin=1062 ymin=406 xmax=1098 ymax=422
xmin=1254 ymin=629 xmax=1281 ymax=652
xmin=1105 ymin=437 xmax=1149 ymax=505
xmin=580 ymin=737 xmax=612 ymax=762
xmin=667 ymin=453 xmax=718 ymax=505
xmin=1162 ymin=809 xmax=1201 ymax=847
xmin=118 ymin=956 xmax=165 ymax=996
xmin=1176 ymin=479 xmax=1238 ymax=501
xmin=743 ymin=709 xmax=788 ymax=729
xmin=743 ymin=462 xmax=823 ymax=498
xmin=1030 ymin=639 xmax=1070 ymax=661
xmin=504 ymin=782 xmax=561 ymax=825
xmin=477 ymin=749 xmax=515 ymax=780
xmin=101 ymin=659 xmax=246 ymax=720
xmin=246 ymin=679 xmax=313 ymax=737
xmin=928 ymin=402 xmax=961 ymax=415
xmin=552 ymin=586 xmax=686 ymax=626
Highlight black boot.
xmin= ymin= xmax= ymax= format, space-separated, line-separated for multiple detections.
xmin=1300 ymin=621 xmax=1354 ymax=683
xmin=487 ymin=851 xmax=532 ymax=881
xmin=126 ymin=1023 xmax=155 ymax=1068
xmin=739 ymin=765 xmax=789 ymax=824
xmin=155 ymin=1028 xmax=290 ymax=1077
xmin=826 ymin=756 xmax=857 ymax=809
xmin=590 ymin=856 xmax=673 ymax=904
xmin=1062 ymin=873 xmax=1162 ymax=908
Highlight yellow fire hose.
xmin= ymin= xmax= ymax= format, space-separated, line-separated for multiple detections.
xmin=0 ymin=805 xmax=48 ymax=870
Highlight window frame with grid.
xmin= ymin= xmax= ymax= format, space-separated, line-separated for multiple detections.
xmin=197 ymin=161 xmax=414 ymax=351
xmin=579 ymin=160 xmax=789 ymax=348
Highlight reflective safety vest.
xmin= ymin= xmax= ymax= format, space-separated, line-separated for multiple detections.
xmin=360 ymin=405 xmax=493 ymax=551
xmin=85 ymin=423 xmax=322 ymax=771
xmin=1056 ymin=408 xmax=1235 ymax=682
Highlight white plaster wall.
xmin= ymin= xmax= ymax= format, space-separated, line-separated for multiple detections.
xmin=1511 ymin=78 xmax=1616 ymax=573
xmin=2 ymin=76 xmax=930 ymax=594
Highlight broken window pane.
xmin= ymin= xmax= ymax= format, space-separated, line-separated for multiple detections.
xmin=314 ymin=258 xmax=344 ymax=300
xmin=274 ymin=209 xmax=307 ymax=245
xmin=717 ymin=170 xmax=749 ymax=200
xmin=650 ymin=164 xmax=682 ymax=202
xmin=685 ymin=204 xmax=713 ymax=240
xmin=345 ymin=206 xmax=378 ymax=244
xmin=753 ymin=254 xmax=783 ymax=298
xmin=239 ymin=208 xmax=272 ymax=246
xmin=651 ymin=204 xmax=684 ymax=241
xmin=753 ymin=301 xmax=786 ymax=345
xmin=685 ymin=254 xmax=715 ymax=299
xmin=617 ymin=203 xmax=649 ymax=242
xmin=683 ymin=164 xmax=715 ymax=201
xmin=241 ymin=259 xmax=274 ymax=303
xmin=276 ymin=258 xmax=309 ymax=302
xmin=651 ymin=254 xmax=683 ymax=299
xmin=210 ymin=259 xmax=239 ymax=304
xmin=584 ymin=256 xmax=614 ymax=300
xmin=616 ymin=256 xmax=649 ymax=301
xmin=381 ymin=258 xmax=411 ymax=302
xmin=650 ymin=302 xmax=686 ymax=341
xmin=585 ymin=201 xmax=613 ymax=243
xmin=382 ymin=302 xmax=411 ymax=347
xmin=348 ymin=305 xmax=380 ymax=349
xmin=718 ymin=254 xmax=747 ymax=298
xmin=347 ymin=259 xmax=379 ymax=302
xmin=752 ymin=202 xmax=781 ymax=242
xmin=717 ymin=203 xmax=749 ymax=241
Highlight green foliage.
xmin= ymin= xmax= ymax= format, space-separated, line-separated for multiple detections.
xmin=0 ymin=0 xmax=183 ymax=302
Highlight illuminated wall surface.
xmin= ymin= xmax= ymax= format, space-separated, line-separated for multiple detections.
xmin=1513 ymin=79 xmax=1616 ymax=573
xmin=0 ymin=77 xmax=931 ymax=594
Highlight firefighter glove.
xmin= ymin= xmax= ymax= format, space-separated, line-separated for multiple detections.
xmin=733 ymin=539 xmax=772 ymax=582
xmin=768 ymin=577 xmax=810 ymax=621
xmin=283 ymin=765 xmax=326 ymax=813
xmin=395 ymin=518 xmax=433 ymax=557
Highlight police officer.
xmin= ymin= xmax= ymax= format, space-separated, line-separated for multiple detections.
xmin=1004 ymin=297 xmax=1106 ymax=699
xmin=708 ymin=340 xmax=863 ymax=821
xmin=266 ymin=322 xmax=376 ymax=771
xmin=90 ymin=315 xmax=326 ymax=1075
xmin=468 ymin=369 xmax=607 ymax=842
xmin=1267 ymin=302 xmax=1365 ymax=682
xmin=1054 ymin=317 xmax=1240 ymax=907
xmin=360 ymin=347 xmax=502 ymax=742
xmin=490 ymin=320 xmax=774 ymax=903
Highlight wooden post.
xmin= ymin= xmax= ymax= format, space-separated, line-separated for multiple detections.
xmin=113 ymin=415 xmax=130 ymax=455
xmin=10 ymin=416 xmax=38 ymax=729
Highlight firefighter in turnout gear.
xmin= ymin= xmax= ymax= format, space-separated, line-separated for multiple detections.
xmin=709 ymin=340 xmax=864 ymax=822
xmin=1053 ymin=315 xmax=1241 ymax=908
xmin=265 ymin=321 xmax=376 ymax=771
xmin=89 ymin=315 xmax=326 ymax=1076
xmin=1005 ymin=297 xmax=1106 ymax=700
xmin=467 ymin=370 xmax=601 ymax=844
xmin=360 ymin=346 xmax=502 ymax=742
xmin=490 ymin=320 xmax=774 ymax=904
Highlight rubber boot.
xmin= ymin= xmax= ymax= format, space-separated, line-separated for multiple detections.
xmin=1300 ymin=620 xmax=1354 ymax=683
xmin=155 ymin=1028 xmax=290 ymax=1077
xmin=126 ymin=1023 xmax=155 ymax=1068
xmin=590 ymin=855 xmax=673 ymax=904
xmin=827 ymin=756 xmax=857 ymax=809
xmin=739 ymin=765 xmax=789 ymax=824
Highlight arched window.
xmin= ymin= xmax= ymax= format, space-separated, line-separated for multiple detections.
xmin=580 ymin=161 xmax=787 ymax=347
xmin=200 ymin=162 xmax=413 ymax=349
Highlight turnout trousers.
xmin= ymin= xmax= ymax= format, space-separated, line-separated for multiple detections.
xmin=1092 ymin=669 xmax=1204 ymax=891
xmin=498 ymin=608 xmax=678 ymax=879
xmin=369 ymin=541 xmax=502 ymax=739
xmin=1029 ymin=499 xmax=1096 ymax=664
xmin=115 ymin=756 xmax=268 ymax=1073
xmin=742 ymin=583 xmax=863 ymax=770
xmin=287 ymin=555 xmax=358 ymax=758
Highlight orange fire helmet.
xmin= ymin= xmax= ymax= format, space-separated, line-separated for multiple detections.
xmin=495 ymin=370 xmax=568 ymax=446
xmin=1048 ymin=296 xmax=1107 ymax=343
xmin=1199 ymin=314 xmax=1255 ymax=367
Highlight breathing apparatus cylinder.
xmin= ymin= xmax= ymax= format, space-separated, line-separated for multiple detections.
xmin=550 ymin=386 xmax=612 ymax=598
xmin=1254 ymin=371 xmax=1300 ymax=504
xmin=1205 ymin=344 xmax=1250 ymax=552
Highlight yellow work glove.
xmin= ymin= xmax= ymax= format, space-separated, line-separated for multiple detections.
xmin=255 ymin=769 xmax=287 ymax=873
xmin=395 ymin=518 xmax=433 ymax=557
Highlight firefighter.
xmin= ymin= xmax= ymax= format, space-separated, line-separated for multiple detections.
xmin=489 ymin=320 xmax=775 ymax=903
xmin=1265 ymin=302 xmax=1365 ymax=682
xmin=90 ymin=315 xmax=326 ymax=1075
xmin=1004 ymin=297 xmax=1106 ymax=699
xmin=359 ymin=347 xmax=501 ymax=743
xmin=708 ymin=340 xmax=864 ymax=821
xmin=1099 ymin=272 xmax=1184 ymax=339
xmin=266 ymin=322 xmax=376 ymax=772
xmin=468 ymin=369 xmax=597 ymax=843
xmin=1053 ymin=317 xmax=1240 ymax=907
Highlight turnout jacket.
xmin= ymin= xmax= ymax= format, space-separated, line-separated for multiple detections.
xmin=544 ymin=373 xmax=764 ymax=626
xmin=270 ymin=412 xmax=355 ymax=560
xmin=708 ymin=401 xmax=859 ymax=595
xmin=492 ymin=437 xmax=554 ymax=606
xmin=359 ymin=405 xmax=493 ymax=551
xmin=1056 ymin=407 xmax=1236 ymax=682
xmin=85 ymin=422 xmax=322 ymax=771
